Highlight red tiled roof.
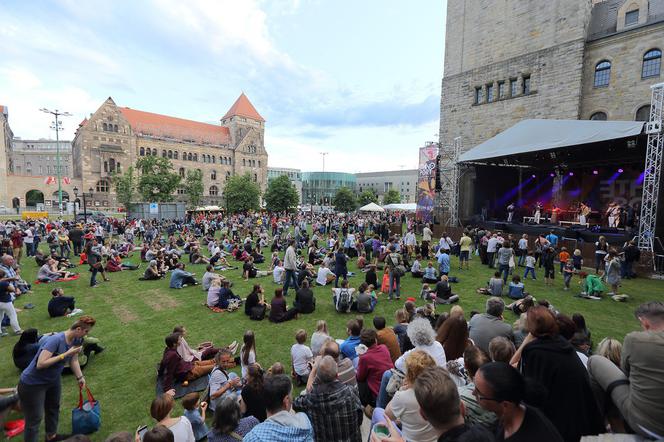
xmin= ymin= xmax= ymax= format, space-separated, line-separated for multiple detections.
xmin=79 ymin=118 xmax=88 ymax=127
xmin=222 ymin=93 xmax=265 ymax=122
xmin=119 ymin=107 xmax=231 ymax=145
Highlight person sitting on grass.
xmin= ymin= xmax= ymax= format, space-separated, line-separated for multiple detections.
xmin=365 ymin=263 xmax=380 ymax=290
xmin=269 ymin=288 xmax=298 ymax=323
xmin=36 ymin=258 xmax=65 ymax=283
xmin=316 ymin=262 xmax=335 ymax=286
xmin=140 ymin=260 xmax=163 ymax=280
xmin=506 ymin=295 xmax=535 ymax=316
xmin=104 ymin=255 xmax=122 ymax=272
xmin=421 ymin=261 xmax=438 ymax=284
xmin=410 ymin=255 xmax=423 ymax=278
xmin=291 ymin=329 xmax=314 ymax=387
xmin=477 ymin=271 xmax=503 ymax=296
xmin=294 ymin=280 xmax=315 ymax=314
xmin=507 ymin=275 xmax=526 ymax=299
xmin=182 ymin=392 xmax=208 ymax=442
xmin=332 ymin=279 xmax=355 ymax=313
xmin=488 ymin=336 xmax=516 ymax=363
xmin=272 ymin=260 xmax=285 ymax=284
xmin=356 ymin=328 xmax=394 ymax=416
xmin=216 ymin=280 xmax=241 ymax=310
xmin=244 ymin=284 xmax=269 ymax=318
xmin=158 ymin=333 xmax=216 ymax=391
xmin=578 ymin=271 xmax=605 ymax=298
xmin=47 ymin=288 xmax=80 ymax=318
xmin=169 ymin=263 xmax=198 ymax=289
xmin=243 ymin=256 xmax=268 ymax=281
xmin=189 ymin=246 xmax=210 ymax=265
xmin=431 ymin=275 xmax=459 ymax=305
xmin=208 ymin=395 xmax=259 ymax=442
xmin=150 ymin=392 xmax=196 ymax=442
xmin=354 ymin=282 xmax=378 ymax=314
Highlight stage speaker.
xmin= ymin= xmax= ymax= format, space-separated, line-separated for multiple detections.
xmin=435 ymin=154 xmax=442 ymax=191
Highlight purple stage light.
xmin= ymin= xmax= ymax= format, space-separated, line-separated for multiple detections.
xmin=569 ymin=172 xmax=574 ymax=176
xmin=618 ymin=168 xmax=624 ymax=173
xmin=593 ymin=170 xmax=599 ymax=175
xmin=532 ymin=174 xmax=536 ymax=178
xmin=550 ymin=173 xmax=555 ymax=177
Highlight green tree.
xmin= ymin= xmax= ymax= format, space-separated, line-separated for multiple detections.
xmin=184 ymin=169 xmax=204 ymax=209
xmin=264 ymin=175 xmax=299 ymax=212
xmin=332 ymin=186 xmax=357 ymax=212
xmin=223 ymin=173 xmax=261 ymax=213
xmin=383 ymin=189 xmax=402 ymax=205
xmin=112 ymin=165 xmax=137 ymax=210
xmin=135 ymin=156 xmax=181 ymax=202
xmin=358 ymin=188 xmax=379 ymax=206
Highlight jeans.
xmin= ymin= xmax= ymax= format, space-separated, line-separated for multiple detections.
xmin=524 ymin=267 xmax=536 ymax=280
xmin=334 ymin=271 xmax=348 ymax=288
xmin=18 ymin=380 xmax=62 ymax=442
xmin=388 ymin=272 xmax=401 ymax=299
xmin=486 ymin=252 xmax=495 ymax=268
xmin=25 ymin=242 xmax=35 ymax=257
xmin=282 ymin=269 xmax=299 ymax=296
xmin=60 ymin=244 xmax=71 ymax=259
xmin=90 ymin=266 xmax=99 ymax=286
xmin=518 ymin=251 xmax=526 ymax=266
xmin=499 ymin=264 xmax=510 ymax=283
xmin=376 ymin=370 xmax=392 ymax=409
xmin=73 ymin=241 xmax=82 ymax=256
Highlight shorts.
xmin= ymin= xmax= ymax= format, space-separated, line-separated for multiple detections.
xmin=545 ymin=268 xmax=555 ymax=279
xmin=460 ymin=251 xmax=469 ymax=262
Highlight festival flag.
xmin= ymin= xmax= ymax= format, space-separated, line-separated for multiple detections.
xmin=44 ymin=176 xmax=56 ymax=185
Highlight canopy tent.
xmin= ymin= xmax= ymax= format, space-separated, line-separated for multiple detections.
xmin=358 ymin=202 xmax=385 ymax=212
xmin=192 ymin=205 xmax=222 ymax=211
xmin=458 ymin=119 xmax=645 ymax=163
xmin=382 ymin=203 xmax=417 ymax=212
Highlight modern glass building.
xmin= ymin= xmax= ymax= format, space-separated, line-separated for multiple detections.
xmin=301 ymin=171 xmax=356 ymax=205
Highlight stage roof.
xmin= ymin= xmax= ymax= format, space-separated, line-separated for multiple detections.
xmin=458 ymin=119 xmax=644 ymax=163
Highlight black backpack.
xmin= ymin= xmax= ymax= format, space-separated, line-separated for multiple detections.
xmin=336 ymin=288 xmax=352 ymax=312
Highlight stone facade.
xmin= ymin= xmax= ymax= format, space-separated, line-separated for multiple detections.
xmin=71 ymin=94 xmax=268 ymax=208
xmin=355 ymin=169 xmax=418 ymax=203
xmin=439 ymin=0 xmax=664 ymax=218
xmin=0 ymin=106 xmax=13 ymax=208
xmin=10 ymin=139 xmax=72 ymax=177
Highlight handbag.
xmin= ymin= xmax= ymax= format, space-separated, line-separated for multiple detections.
xmin=386 ymin=368 xmax=405 ymax=395
xmin=390 ymin=255 xmax=406 ymax=277
xmin=72 ymin=386 xmax=101 ymax=435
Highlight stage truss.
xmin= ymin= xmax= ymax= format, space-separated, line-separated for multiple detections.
xmin=637 ymin=82 xmax=664 ymax=255
xmin=437 ymin=137 xmax=461 ymax=227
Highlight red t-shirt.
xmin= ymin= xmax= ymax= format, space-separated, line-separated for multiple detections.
xmin=356 ymin=344 xmax=393 ymax=396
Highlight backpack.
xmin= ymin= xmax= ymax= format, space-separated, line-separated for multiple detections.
xmin=336 ymin=288 xmax=352 ymax=312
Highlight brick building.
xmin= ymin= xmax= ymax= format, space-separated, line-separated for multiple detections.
xmin=70 ymin=93 xmax=267 ymax=209
xmin=439 ymin=0 xmax=663 ymax=217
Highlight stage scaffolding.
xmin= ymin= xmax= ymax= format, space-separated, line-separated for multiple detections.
xmin=436 ymin=137 xmax=461 ymax=227
xmin=637 ymin=82 xmax=664 ymax=261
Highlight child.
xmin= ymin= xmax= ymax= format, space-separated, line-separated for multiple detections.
xmin=558 ymin=247 xmax=570 ymax=274
xmin=420 ymin=283 xmax=431 ymax=300
xmin=488 ymin=336 xmax=516 ymax=363
xmin=507 ymin=275 xmax=525 ymax=299
xmin=411 ymin=255 xmax=423 ymax=278
xmin=524 ymin=251 xmax=536 ymax=280
xmin=357 ymin=252 xmax=367 ymax=270
xmin=291 ymin=329 xmax=313 ymax=386
xmin=422 ymin=261 xmax=438 ymax=283
xmin=572 ymin=249 xmax=583 ymax=271
xmin=182 ymin=392 xmax=209 ymax=442
xmin=563 ymin=260 xmax=575 ymax=290
xmin=477 ymin=271 xmax=503 ymax=296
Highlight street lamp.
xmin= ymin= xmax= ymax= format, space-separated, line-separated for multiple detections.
xmin=40 ymin=108 xmax=72 ymax=215
xmin=73 ymin=187 xmax=94 ymax=224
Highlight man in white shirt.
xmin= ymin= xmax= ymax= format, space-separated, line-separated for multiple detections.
xmin=273 ymin=261 xmax=285 ymax=284
xmin=486 ymin=234 xmax=500 ymax=268
xmin=404 ymin=230 xmax=416 ymax=256
xmin=517 ymin=234 xmax=529 ymax=267
xmin=316 ymin=264 xmax=335 ymax=286
xmin=24 ymin=227 xmax=35 ymax=257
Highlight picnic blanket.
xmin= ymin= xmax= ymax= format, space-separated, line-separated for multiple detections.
xmin=34 ymin=274 xmax=81 ymax=284
xmin=155 ymin=375 xmax=208 ymax=399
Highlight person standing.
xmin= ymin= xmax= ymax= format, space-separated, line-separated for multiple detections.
xmin=386 ymin=245 xmax=403 ymax=300
xmin=421 ymin=224 xmax=432 ymax=259
xmin=283 ymin=240 xmax=299 ymax=296
xmin=10 ymin=228 xmax=24 ymax=265
xmin=506 ymin=203 xmax=515 ymax=223
xmin=517 ymin=234 xmax=528 ymax=267
xmin=18 ymin=316 xmax=96 ymax=442
xmin=24 ymin=226 xmax=35 ymax=257
xmin=496 ymin=242 xmax=514 ymax=284
xmin=458 ymin=231 xmax=472 ymax=270
xmin=68 ymin=224 xmax=84 ymax=256
xmin=487 ymin=234 xmax=499 ymax=269
xmin=334 ymin=248 xmax=348 ymax=288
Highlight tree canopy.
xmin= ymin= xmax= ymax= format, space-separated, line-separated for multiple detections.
xmin=383 ymin=189 xmax=402 ymax=205
xmin=223 ymin=173 xmax=261 ymax=213
xmin=358 ymin=188 xmax=379 ymax=206
xmin=113 ymin=165 xmax=137 ymax=210
xmin=332 ymin=187 xmax=357 ymax=212
xmin=184 ymin=169 xmax=204 ymax=209
xmin=264 ymin=175 xmax=299 ymax=212
xmin=135 ymin=156 xmax=181 ymax=202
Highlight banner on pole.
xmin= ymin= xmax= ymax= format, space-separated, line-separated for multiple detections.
xmin=416 ymin=145 xmax=439 ymax=224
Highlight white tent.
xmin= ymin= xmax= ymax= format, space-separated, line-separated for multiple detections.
xmin=383 ymin=203 xmax=417 ymax=212
xmin=358 ymin=202 xmax=385 ymax=212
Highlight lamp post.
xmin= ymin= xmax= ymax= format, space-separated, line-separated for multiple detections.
xmin=74 ymin=187 xmax=93 ymax=224
xmin=40 ymin=108 xmax=71 ymax=215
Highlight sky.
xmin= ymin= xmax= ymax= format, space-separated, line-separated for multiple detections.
xmin=0 ymin=0 xmax=446 ymax=173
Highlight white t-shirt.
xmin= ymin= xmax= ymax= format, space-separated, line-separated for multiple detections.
xmin=167 ymin=416 xmax=195 ymax=442
xmin=241 ymin=349 xmax=256 ymax=378
xmin=518 ymin=238 xmax=528 ymax=250
xmin=390 ymin=389 xmax=439 ymax=442
xmin=316 ymin=267 xmax=333 ymax=285
xmin=525 ymin=256 xmax=536 ymax=268
xmin=395 ymin=342 xmax=447 ymax=373
xmin=273 ymin=266 xmax=285 ymax=283
xmin=291 ymin=343 xmax=313 ymax=376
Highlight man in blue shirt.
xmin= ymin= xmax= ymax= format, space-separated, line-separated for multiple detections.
xmin=545 ymin=231 xmax=559 ymax=248
xmin=169 ymin=263 xmax=198 ymax=289
xmin=340 ymin=319 xmax=362 ymax=361
xmin=437 ymin=249 xmax=451 ymax=276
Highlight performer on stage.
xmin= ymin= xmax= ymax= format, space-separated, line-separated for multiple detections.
xmin=507 ymin=202 xmax=515 ymax=223
xmin=550 ymin=205 xmax=561 ymax=225
xmin=579 ymin=202 xmax=591 ymax=226
xmin=606 ymin=202 xmax=620 ymax=228
xmin=534 ymin=202 xmax=543 ymax=224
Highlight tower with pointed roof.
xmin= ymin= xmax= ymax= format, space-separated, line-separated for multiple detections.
xmin=220 ymin=93 xmax=265 ymax=150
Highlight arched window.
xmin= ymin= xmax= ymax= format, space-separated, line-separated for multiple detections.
xmin=226 ymin=171 xmax=231 ymax=180
xmin=179 ymin=167 xmax=185 ymax=178
xmin=109 ymin=158 xmax=116 ymax=172
xmin=642 ymin=49 xmax=661 ymax=78
xmin=96 ymin=179 xmax=110 ymax=192
xmin=177 ymin=187 xmax=186 ymax=195
xmin=162 ymin=150 xmax=167 ymax=158
xmin=174 ymin=151 xmax=179 ymax=159
xmin=168 ymin=150 xmax=173 ymax=159
xmin=211 ymin=170 xmax=217 ymax=180
xmin=636 ymin=105 xmax=651 ymax=121
xmin=243 ymin=159 xmax=246 ymax=166
xmin=188 ymin=153 xmax=193 ymax=161
xmin=209 ymin=185 xmax=219 ymax=196
xmin=594 ymin=61 xmax=611 ymax=87
xmin=140 ymin=147 xmax=145 ymax=156
xmin=152 ymin=149 xmax=158 ymax=156
xmin=590 ymin=112 xmax=607 ymax=121
xmin=103 ymin=123 xmax=108 ymax=131
xmin=253 ymin=173 xmax=257 ymax=182
xmin=258 ymin=160 xmax=261 ymax=167
xmin=212 ymin=156 xmax=216 ymax=164
xmin=116 ymin=162 xmax=121 ymax=173
xmin=114 ymin=124 xmax=118 ymax=132
xmin=193 ymin=153 xmax=198 ymax=162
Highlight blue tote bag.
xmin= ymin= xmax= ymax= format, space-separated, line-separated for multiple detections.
xmin=72 ymin=386 xmax=101 ymax=434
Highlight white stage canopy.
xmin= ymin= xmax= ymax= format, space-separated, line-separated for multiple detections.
xmin=382 ymin=203 xmax=417 ymax=212
xmin=358 ymin=202 xmax=385 ymax=212
xmin=459 ymin=119 xmax=645 ymax=163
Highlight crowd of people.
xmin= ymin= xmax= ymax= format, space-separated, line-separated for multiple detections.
xmin=0 ymin=212 xmax=662 ymax=442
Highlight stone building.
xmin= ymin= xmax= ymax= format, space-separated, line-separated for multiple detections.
xmin=267 ymin=167 xmax=302 ymax=203
xmin=355 ymin=169 xmax=418 ymax=203
xmin=11 ymin=139 xmax=72 ymax=178
xmin=0 ymin=106 xmax=12 ymax=208
xmin=72 ymin=93 xmax=268 ymax=208
xmin=439 ymin=0 xmax=663 ymax=218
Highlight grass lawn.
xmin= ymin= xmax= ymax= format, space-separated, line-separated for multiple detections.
xmin=0 ymin=239 xmax=661 ymax=439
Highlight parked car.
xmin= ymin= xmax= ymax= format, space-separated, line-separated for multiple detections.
xmin=75 ymin=210 xmax=106 ymax=223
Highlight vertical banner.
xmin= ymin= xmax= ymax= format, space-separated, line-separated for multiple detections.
xmin=416 ymin=145 xmax=439 ymax=223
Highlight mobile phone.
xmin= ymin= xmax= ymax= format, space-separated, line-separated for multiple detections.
xmin=137 ymin=425 xmax=148 ymax=439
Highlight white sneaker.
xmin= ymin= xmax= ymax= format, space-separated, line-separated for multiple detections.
xmin=67 ymin=308 xmax=84 ymax=317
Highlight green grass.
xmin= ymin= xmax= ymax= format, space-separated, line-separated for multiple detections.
xmin=0 ymin=239 xmax=661 ymax=439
